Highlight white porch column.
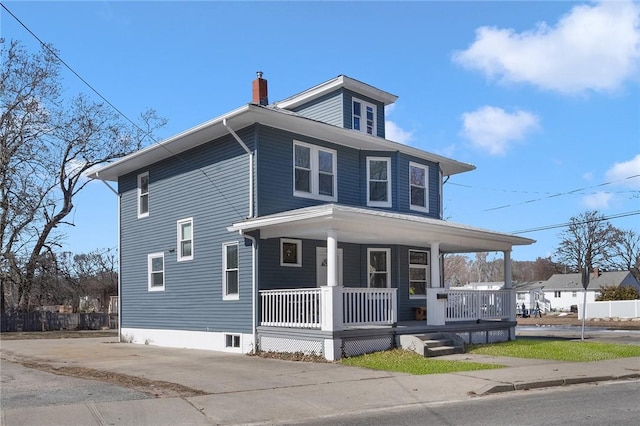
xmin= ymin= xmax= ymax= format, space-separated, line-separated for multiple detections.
xmin=327 ymin=230 xmax=338 ymax=287
xmin=321 ymin=230 xmax=342 ymax=360
xmin=426 ymin=242 xmax=445 ymax=325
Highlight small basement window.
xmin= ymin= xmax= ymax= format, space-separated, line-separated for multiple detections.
xmin=225 ymin=334 xmax=240 ymax=348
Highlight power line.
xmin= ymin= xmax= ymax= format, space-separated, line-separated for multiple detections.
xmin=449 ymin=174 xmax=639 ymax=211
xmin=1 ymin=2 xmax=246 ymax=220
xmin=511 ymin=210 xmax=640 ymax=234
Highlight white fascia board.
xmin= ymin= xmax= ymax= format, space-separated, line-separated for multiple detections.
xmin=274 ymin=75 xmax=398 ymax=110
xmin=228 ymin=204 xmax=535 ymax=251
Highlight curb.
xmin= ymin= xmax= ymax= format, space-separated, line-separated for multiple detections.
xmin=475 ymin=373 xmax=640 ymax=396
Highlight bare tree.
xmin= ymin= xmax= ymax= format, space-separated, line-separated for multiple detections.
xmin=443 ymin=254 xmax=471 ymax=286
xmin=1 ymin=40 xmax=165 ymax=311
xmin=555 ymin=211 xmax=617 ymax=273
xmin=610 ymin=228 xmax=640 ymax=280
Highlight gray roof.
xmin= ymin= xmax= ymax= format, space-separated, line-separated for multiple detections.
xmin=541 ymin=271 xmax=638 ymax=291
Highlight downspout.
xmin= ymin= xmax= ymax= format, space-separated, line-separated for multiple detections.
xmin=95 ymin=173 xmax=121 ymax=342
xmin=222 ymin=118 xmax=254 ymax=218
xmin=240 ymin=231 xmax=258 ymax=353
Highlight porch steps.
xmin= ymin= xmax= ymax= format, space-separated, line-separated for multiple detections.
xmin=397 ymin=332 xmax=466 ymax=357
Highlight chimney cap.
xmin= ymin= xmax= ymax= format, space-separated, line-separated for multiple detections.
xmin=256 ymin=71 xmax=263 ymax=79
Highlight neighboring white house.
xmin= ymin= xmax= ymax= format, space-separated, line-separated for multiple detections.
xmin=541 ymin=270 xmax=640 ymax=312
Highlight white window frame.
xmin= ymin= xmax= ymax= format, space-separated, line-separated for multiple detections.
xmin=137 ymin=172 xmax=149 ymax=218
xmin=409 ymin=250 xmax=430 ymax=299
xmin=280 ymin=238 xmax=302 ymax=267
xmin=366 ymin=157 xmax=392 ymax=208
xmin=352 ymin=98 xmax=377 ymax=135
xmin=409 ymin=162 xmax=429 ymax=213
xmin=225 ymin=334 xmax=241 ymax=349
xmin=222 ymin=242 xmax=239 ymax=300
xmin=177 ymin=218 xmax=194 ymax=262
xmin=367 ymin=248 xmax=391 ymax=289
xmin=293 ymin=141 xmax=337 ymax=202
xmin=147 ymin=252 xmax=165 ymax=292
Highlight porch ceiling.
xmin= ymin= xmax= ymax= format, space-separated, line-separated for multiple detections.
xmin=228 ymin=204 xmax=535 ymax=253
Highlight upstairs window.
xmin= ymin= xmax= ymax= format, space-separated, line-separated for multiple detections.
xmin=223 ymin=242 xmax=239 ymax=300
xmin=148 ymin=252 xmax=164 ymax=291
xmin=353 ymin=98 xmax=376 ymax=135
xmin=409 ymin=162 xmax=429 ymax=212
xmin=293 ymin=141 xmax=337 ymax=201
xmin=367 ymin=157 xmax=391 ymax=207
xmin=137 ymin=172 xmax=149 ymax=218
xmin=177 ymin=218 xmax=193 ymax=261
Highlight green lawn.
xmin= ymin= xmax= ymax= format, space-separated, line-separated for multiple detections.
xmin=340 ymin=339 xmax=640 ymax=375
xmin=339 ymin=349 xmax=503 ymax=375
xmin=468 ymin=338 xmax=640 ymax=362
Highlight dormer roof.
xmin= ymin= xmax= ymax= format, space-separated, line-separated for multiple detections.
xmin=273 ymin=75 xmax=398 ymax=110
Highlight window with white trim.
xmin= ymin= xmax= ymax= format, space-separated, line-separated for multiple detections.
xmin=148 ymin=252 xmax=164 ymax=291
xmin=367 ymin=157 xmax=391 ymax=207
xmin=177 ymin=218 xmax=193 ymax=261
xmin=225 ymin=334 xmax=241 ymax=349
xmin=137 ymin=172 xmax=149 ymax=218
xmin=352 ymin=98 xmax=376 ymax=135
xmin=409 ymin=250 xmax=429 ymax=298
xmin=554 ymin=291 xmax=561 ymax=298
xmin=409 ymin=162 xmax=429 ymax=212
xmin=368 ymin=248 xmax=391 ymax=288
xmin=293 ymin=141 xmax=337 ymax=201
xmin=223 ymin=242 xmax=239 ymax=300
xmin=280 ymin=238 xmax=302 ymax=267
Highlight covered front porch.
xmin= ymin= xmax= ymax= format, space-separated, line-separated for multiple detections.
xmin=229 ymin=204 xmax=534 ymax=360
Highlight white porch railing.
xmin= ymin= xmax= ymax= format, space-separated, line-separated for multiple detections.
xmin=260 ymin=288 xmax=321 ymax=328
xmin=342 ymin=288 xmax=397 ymax=326
xmin=445 ymin=289 xmax=512 ymax=322
xmin=259 ymin=287 xmax=397 ymax=329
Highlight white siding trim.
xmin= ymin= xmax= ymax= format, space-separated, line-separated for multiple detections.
xmin=121 ymin=327 xmax=253 ymax=353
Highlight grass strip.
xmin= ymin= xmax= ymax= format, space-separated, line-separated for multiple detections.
xmin=468 ymin=338 xmax=640 ymax=362
xmin=340 ymin=349 xmax=503 ymax=375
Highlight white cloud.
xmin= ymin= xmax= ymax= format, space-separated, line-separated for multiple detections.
xmin=582 ymin=191 xmax=613 ymax=209
xmin=460 ymin=106 xmax=539 ymax=155
xmin=385 ymin=120 xmax=414 ymax=144
xmin=605 ymin=154 xmax=640 ymax=189
xmin=452 ymin=0 xmax=640 ymax=95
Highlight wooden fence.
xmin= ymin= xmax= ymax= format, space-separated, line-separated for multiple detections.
xmin=1 ymin=312 xmax=115 ymax=332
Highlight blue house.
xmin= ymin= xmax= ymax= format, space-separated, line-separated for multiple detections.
xmin=88 ymin=73 xmax=534 ymax=360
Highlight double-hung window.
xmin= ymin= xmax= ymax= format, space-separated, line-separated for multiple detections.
xmin=148 ymin=252 xmax=164 ymax=291
xmin=137 ymin=172 xmax=149 ymax=218
xmin=293 ymin=141 xmax=337 ymax=201
xmin=409 ymin=162 xmax=429 ymax=212
xmin=177 ymin=218 xmax=193 ymax=261
xmin=368 ymin=248 xmax=390 ymax=288
xmin=409 ymin=250 xmax=429 ymax=298
xmin=352 ymin=98 xmax=376 ymax=135
xmin=367 ymin=157 xmax=391 ymax=207
xmin=223 ymin=242 xmax=239 ymax=300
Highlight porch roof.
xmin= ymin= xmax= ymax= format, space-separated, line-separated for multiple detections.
xmin=228 ymin=204 xmax=535 ymax=253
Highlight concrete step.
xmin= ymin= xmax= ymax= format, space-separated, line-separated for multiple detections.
xmin=397 ymin=332 xmax=467 ymax=358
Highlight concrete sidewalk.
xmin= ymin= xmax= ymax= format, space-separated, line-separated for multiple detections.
xmin=1 ymin=336 xmax=639 ymax=425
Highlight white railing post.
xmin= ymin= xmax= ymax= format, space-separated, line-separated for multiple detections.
xmin=321 ymin=286 xmax=343 ymax=332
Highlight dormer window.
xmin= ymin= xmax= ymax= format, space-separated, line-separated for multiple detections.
xmin=353 ymin=98 xmax=376 ymax=135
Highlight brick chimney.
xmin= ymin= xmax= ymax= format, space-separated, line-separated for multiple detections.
xmin=252 ymin=71 xmax=268 ymax=106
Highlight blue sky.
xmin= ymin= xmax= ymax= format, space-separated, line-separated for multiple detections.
xmin=2 ymin=0 xmax=639 ymax=262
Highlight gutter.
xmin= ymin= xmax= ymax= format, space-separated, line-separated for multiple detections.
xmin=240 ymin=231 xmax=258 ymax=353
xmin=222 ymin=118 xmax=254 ymax=218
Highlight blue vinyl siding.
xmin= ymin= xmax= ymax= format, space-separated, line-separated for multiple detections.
xmin=290 ymin=90 xmax=343 ymax=127
xmin=118 ymin=127 xmax=256 ymax=334
xmin=256 ymin=125 xmax=361 ymax=216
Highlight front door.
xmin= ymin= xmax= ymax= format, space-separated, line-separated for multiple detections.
xmin=316 ymin=247 xmax=343 ymax=287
